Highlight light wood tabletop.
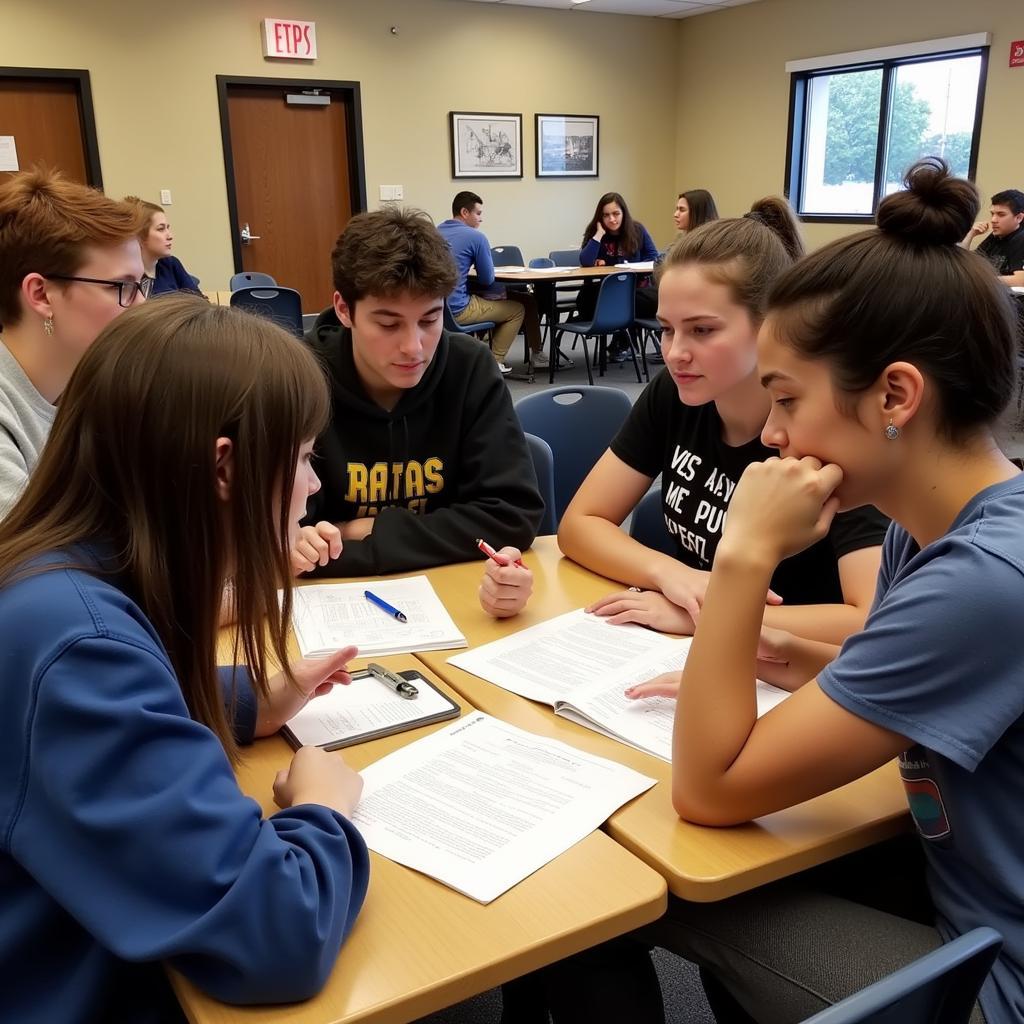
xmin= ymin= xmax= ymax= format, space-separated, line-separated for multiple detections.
xmin=414 ymin=537 xmax=912 ymax=902
xmin=487 ymin=264 xmax=652 ymax=283
xmin=170 ymin=654 xmax=667 ymax=1024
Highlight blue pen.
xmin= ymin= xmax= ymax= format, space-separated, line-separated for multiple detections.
xmin=364 ymin=589 xmax=408 ymax=623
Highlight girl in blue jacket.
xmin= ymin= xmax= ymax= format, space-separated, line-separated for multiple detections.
xmin=0 ymin=295 xmax=370 ymax=1022
xmin=577 ymin=191 xmax=660 ymax=359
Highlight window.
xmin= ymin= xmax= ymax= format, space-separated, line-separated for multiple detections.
xmin=785 ymin=41 xmax=988 ymax=221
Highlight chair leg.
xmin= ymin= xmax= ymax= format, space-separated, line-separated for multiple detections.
xmin=581 ymin=337 xmax=595 ymax=386
xmin=549 ymin=329 xmax=561 ymax=385
xmin=626 ymin=329 xmax=643 ymax=384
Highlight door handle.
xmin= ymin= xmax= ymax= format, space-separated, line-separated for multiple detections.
xmin=240 ymin=223 xmax=262 ymax=245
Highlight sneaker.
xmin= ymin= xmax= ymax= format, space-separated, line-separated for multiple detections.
xmin=608 ymin=342 xmax=630 ymax=364
xmin=497 ymin=362 xmax=513 ymax=376
xmin=531 ymin=350 xmax=550 ymax=368
xmin=556 ymin=351 xmax=575 ymax=369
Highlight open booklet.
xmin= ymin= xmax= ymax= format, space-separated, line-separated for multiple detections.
xmin=290 ymin=575 xmax=466 ymax=658
xmin=352 ymin=712 xmax=656 ymax=903
xmin=448 ymin=609 xmax=790 ymax=762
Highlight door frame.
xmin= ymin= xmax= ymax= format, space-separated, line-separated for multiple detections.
xmin=216 ymin=74 xmax=367 ymax=273
xmin=0 ymin=67 xmax=103 ymax=187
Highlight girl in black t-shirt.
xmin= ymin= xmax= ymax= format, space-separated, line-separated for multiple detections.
xmin=558 ymin=197 xmax=887 ymax=648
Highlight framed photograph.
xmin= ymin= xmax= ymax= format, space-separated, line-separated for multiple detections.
xmin=449 ymin=111 xmax=523 ymax=179
xmin=536 ymin=114 xmax=600 ymax=178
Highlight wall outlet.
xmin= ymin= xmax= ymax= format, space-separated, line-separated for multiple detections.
xmin=378 ymin=185 xmax=403 ymax=201
xmin=393 ymin=185 xmax=403 ymax=200
xmin=160 ymin=189 xmax=172 ymax=205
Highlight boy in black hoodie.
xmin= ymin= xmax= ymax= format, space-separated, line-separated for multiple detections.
xmin=293 ymin=207 xmax=544 ymax=577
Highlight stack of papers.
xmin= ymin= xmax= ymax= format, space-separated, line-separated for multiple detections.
xmin=448 ymin=609 xmax=790 ymax=761
xmin=352 ymin=712 xmax=656 ymax=903
xmin=290 ymin=575 xmax=466 ymax=658
xmin=614 ymin=261 xmax=655 ymax=271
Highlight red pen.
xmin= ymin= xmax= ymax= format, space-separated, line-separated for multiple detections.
xmin=476 ymin=538 xmax=526 ymax=569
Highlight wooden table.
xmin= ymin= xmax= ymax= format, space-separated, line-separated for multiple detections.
xmin=170 ymin=655 xmax=667 ymax=1024
xmin=416 ymin=537 xmax=912 ymax=902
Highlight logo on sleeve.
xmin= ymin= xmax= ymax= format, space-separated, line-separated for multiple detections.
xmin=899 ymin=752 xmax=951 ymax=840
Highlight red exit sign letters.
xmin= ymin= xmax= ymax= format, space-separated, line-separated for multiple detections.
xmin=262 ymin=19 xmax=318 ymax=60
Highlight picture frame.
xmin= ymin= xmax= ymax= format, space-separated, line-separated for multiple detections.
xmin=535 ymin=113 xmax=600 ymax=178
xmin=449 ymin=111 xmax=523 ymax=179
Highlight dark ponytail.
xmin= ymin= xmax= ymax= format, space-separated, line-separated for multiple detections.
xmin=767 ymin=158 xmax=1017 ymax=440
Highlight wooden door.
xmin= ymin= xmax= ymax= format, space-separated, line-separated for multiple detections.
xmin=224 ymin=85 xmax=356 ymax=313
xmin=0 ymin=75 xmax=92 ymax=184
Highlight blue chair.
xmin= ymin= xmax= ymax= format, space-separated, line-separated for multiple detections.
xmin=552 ymin=273 xmax=640 ymax=386
xmin=802 ymin=927 xmax=1001 ymax=1024
xmin=524 ymin=432 xmax=557 ymax=535
xmin=230 ymin=286 xmax=303 ymax=338
xmin=491 ymin=245 xmax=525 ymax=267
xmin=229 ymin=271 xmax=276 ymax=291
xmin=548 ymin=249 xmax=581 ymax=266
xmin=443 ymin=302 xmax=495 ymax=344
xmin=515 ymin=385 xmax=632 ymax=525
xmin=629 ymin=488 xmax=674 ymax=557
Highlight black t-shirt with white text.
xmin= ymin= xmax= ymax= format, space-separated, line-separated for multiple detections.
xmin=977 ymin=225 xmax=1024 ymax=277
xmin=611 ymin=370 xmax=889 ymax=605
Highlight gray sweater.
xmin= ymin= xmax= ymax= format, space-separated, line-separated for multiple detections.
xmin=0 ymin=339 xmax=56 ymax=518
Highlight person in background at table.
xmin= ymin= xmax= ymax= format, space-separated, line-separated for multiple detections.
xmin=0 ymin=295 xmax=369 ymax=1022
xmin=559 ymin=197 xmax=887 ymax=647
xmin=960 ymin=187 xmax=1024 ymax=286
xmin=643 ymin=189 xmax=721 ymax=364
xmin=292 ymin=207 xmax=543 ymax=577
xmin=672 ymin=188 xmax=719 ymax=235
xmin=0 ymin=168 xmax=149 ymax=518
xmin=615 ymin=157 xmax=1024 ymax=1024
xmin=437 ymin=190 xmax=546 ymax=374
xmin=125 ymin=195 xmax=201 ymax=295
xmin=578 ymin=191 xmax=659 ymax=362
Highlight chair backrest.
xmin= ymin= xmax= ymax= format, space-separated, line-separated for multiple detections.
xmin=524 ymin=433 xmax=557 ymax=535
xmin=229 ymin=271 xmax=277 ymax=291
xmin=590 ymin=273 xmax=636 ymax=334
xmin=529 ymin=257 xmax=555 ymax=269
xmin=514 ymin=385 xmax=633 ymax=524
xmin=549 ymin=249 xmax=581 ymax=267
xmin=801 ymin=927 xmax=1002 ymax=1024
xmin=229 ymin=286 xmax=304 ymax=338
xmin=491 ymin=245 xmax=525 ymax=267
xmin=629 ymin=488 xmax=675 ymax=557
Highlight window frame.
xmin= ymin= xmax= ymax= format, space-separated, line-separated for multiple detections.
xmin=784 ymin=45 xmax=989 ymax=224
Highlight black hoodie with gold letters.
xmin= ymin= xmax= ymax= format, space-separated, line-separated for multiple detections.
xmin=302 ymin=308 xmax=544 ymax=576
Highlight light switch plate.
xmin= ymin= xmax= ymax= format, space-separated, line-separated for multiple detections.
xmin=160 ymin=189 xmax=172 ymax=205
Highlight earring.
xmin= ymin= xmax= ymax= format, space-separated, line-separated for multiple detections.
xmin=885 ymin=418 xmax=900 ymax=440
xmin=42 ymin=316 xmax=54 ymax=337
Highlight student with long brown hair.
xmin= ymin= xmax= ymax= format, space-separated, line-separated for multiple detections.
xmin=560 ymin=197 xmax=885 ymax=645
xmin=0 ymin=168 xmax=150 ymax=516
xmin=0 ymin=295 xmax=369 ymax=1021
xmin=672 ymin=187 xmax=719 ymax=234
xmin=125 ymin=194 xmax=201 ymax=295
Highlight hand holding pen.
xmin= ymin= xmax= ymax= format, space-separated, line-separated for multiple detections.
xmin=477 ymin=539 xmax=533 ymax=619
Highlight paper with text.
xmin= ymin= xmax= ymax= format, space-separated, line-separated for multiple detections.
xmin=352 ymin=712 xmax=656 ymax=902
xmin=448 ymin=609 xmax=790 ymax=760
xmin=290 ymin=576 xmax=466 ymax=658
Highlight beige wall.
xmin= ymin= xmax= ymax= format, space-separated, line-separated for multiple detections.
xmin=0 ymin=0 xmax=679 ymax=290
xmin=674 ymin=0 xmax=1023 ymax=250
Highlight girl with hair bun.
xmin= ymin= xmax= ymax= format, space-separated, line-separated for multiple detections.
xmin=559 ymin=196 xmax=885 ymax=645
xmin=616 ymin=158 xmax=1021 ymax=1024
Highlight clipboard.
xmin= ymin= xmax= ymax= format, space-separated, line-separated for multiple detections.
xmin=281 ymin=670 xmax=461 ymax=751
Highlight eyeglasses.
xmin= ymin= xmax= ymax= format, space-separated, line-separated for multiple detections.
xmin=44 ymin=274 xmax=154 ymax=308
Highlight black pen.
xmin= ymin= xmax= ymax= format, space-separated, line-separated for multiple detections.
xmin=367 ymin=663 xmax=419 ymax=700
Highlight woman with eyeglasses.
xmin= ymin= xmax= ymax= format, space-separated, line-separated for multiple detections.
xmin=0 ymin=167 xmax=150 ymax=516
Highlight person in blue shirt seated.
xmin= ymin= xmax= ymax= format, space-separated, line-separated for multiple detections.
xmin=577 ymin=191 xmax=660 ymax=362
xmin=126 ymin=195 xmax=201 ymax=295
xmin=437 ymin=190 xmax=545 ymax=375
xmin=0 ymin=294 xmax=369 ymax=1023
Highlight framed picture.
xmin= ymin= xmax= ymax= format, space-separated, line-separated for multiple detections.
xmin=536 ymin=114 xmax=600 ymax=178
xmin=449 ymin=111 xmax=523 ymax=179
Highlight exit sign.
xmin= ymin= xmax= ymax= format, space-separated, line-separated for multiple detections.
xmin=262 ymin=19 xmax=317 ymax=60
